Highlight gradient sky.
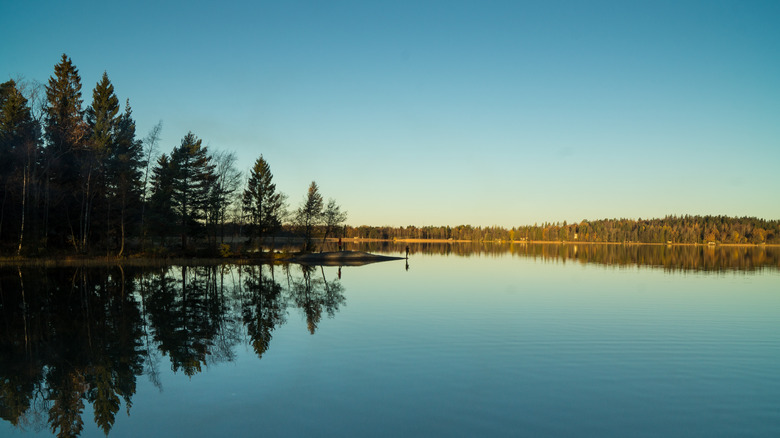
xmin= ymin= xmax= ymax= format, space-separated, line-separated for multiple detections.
xmin=2 ymin=0 xmax=778 ymax=227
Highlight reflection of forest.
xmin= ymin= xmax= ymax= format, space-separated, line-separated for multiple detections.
xmin=327 ymin=241 xmax=780 ymax=272
xmin=0 ymin=264 xmax=344 ymax=437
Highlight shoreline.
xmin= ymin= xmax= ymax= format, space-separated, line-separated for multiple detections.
xmin=1 ymin=241 xmax=777 ymax=266
xmin=337 ymin=238 xmax=780 ymax=247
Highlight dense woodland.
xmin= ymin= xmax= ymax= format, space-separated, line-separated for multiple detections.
xmin=345 ymin=216 xmax=780 ymax=245
xmin=1 ymin=55 xmax=777 ymax=258
xmin=0 ymin=54 xmax=345 ymax=257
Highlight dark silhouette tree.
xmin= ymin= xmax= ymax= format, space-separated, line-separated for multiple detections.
xmin=0 ymin=79 xmax=41 ymax=255
xmin=294 ymin=181 xmax=323 ymax=252
xmin=84 ymin=71 xmax=120 ymax=252
xmin=169 ymin=132 xmax=215 ymax=249
xmin=321 ymin=198 xmax=347 ymax=245
xmin=43 ymin=54 xmax=89 ymax=250
xmin=147 ymin=154 xmax=177 ymax=246
xmin=207 ymin=150 xmax=242 ymax=246
xmin=107 ymin=100 xmax=144 ymax=256
xmin=242 ymin=155 xmax=286 ymax=251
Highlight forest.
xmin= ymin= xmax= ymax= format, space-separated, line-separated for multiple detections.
xmin=1 ymin=54 xmax=777 ymax=258
xmin=0 ymin=54 xmax=344 ymax=257
xmin=345 ymin=215 xmax=780 ymax=245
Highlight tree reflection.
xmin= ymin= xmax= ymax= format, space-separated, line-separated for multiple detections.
xmin=143 ymin=266 xmax=237 ymax=376
xmin=0 ymin=244 xmax=776 ymax=436
xmin=241 ymin=265 xmax=286 ymax=358
xmin=330 ymin=240 xmax=780 ymax=271
xmin=0 ymin=266 xmax=145 ymax=437
xmin=289 ymin=265 xmax=345 ymax=334
xmin=0 ymin=262 xmax=348 ymax=436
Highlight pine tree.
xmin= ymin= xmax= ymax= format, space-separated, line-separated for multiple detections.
xmin=148 ymin=154 xmax=176 ymax=245
xmin=295 ymin=181 xmax=323 ymax=251
xmin=169 ymin=132 xmax=215 ymax=249
xmin=242 ymin=155 xmax=285 ymax=250
xmin=83 ymin=71 xmax=120 ymax=252
xmin=108 ymin=100 xmax=144 ymax=255
xmin=45 ymin=54 xmax=87 ymax=157
xmin=85 ymin=72 xmax=119 ymax=157
xmin=0 ymin=79 xmax=41 ymax=254
xmin=44 ymin=54 xmax=88 ymax=249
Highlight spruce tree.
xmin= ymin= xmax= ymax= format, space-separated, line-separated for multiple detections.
xmin=242 ymin=155 xmax=285 ymax=250
xmin=109 ymin=100 xmax=144 ymax=255
xmin=86 ymin=72 xmax=119 ymax=156
xmin=44 ymin=54 xmax=87 ymax=249
xmin=294 ymin=181 xmax=323 ymax=251
xmin=169 ymin=132 xmax=215 ymax=249
xmin=148 ymin=154 xmax=176 ymax=246
xmin=83 ymin=71 xmax=120 ymax=252
xmin=0 ymin=79 xmax=41 ymax=254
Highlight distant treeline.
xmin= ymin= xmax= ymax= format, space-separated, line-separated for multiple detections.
xmin=322 ymin=240 xmax=779 ymax=272
xmin=345 ymin=215 xmax=779 ymax=245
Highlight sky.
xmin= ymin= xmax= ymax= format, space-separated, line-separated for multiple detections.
xmin=2 ymin=0 xmax=778 ymax=227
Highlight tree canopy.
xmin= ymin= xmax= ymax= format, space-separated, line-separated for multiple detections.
xmin=243 ymin=155 xmax=286 ymax=249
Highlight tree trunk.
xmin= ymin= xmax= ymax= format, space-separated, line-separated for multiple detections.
xmin=17 ymin=167 xmax=27 ymax=256
xmin=43 ymin=177 xmax=50 ymax=248
xmin=105 ymin=191 xmax=111 ymax=257
xmin=81 ymin=168 xmax=92 ymax=253
xmin=118 ymin=202 xmax=125 ymax=257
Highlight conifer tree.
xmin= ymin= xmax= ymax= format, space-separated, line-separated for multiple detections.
xmin=44 ymin=54 xmax=88 ymax=249
xmin=295 ymin=181 xmax=323 ymax=251
xmin=148 ymin=154 xmax=176 ymax=245
xmin=108 ymin=100 xmax=144 ymax=255
xmin=83 ymin=71 xmax=120 ymax=252
xmin=242 ymin=155 xmax=286 ymax=250
xmin=86 ymin=72 xmax=119 ymax=156
xmin=0 ymin=79 xmax=41 ymax=254
xmin=169 ymin=132 xmax=215 ymax=249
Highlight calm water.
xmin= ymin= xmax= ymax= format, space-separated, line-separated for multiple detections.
xmin=2 ymin=245 xmax=779 ymax=437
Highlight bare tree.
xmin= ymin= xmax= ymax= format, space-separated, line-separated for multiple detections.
xmin=210 ymin=150 xmax=243 ymax=245
xmin=140 ymin=120 xmax=162 ymax=249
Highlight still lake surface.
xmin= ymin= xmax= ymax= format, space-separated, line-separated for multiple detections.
xmin=1 ymin=243 xmax=779 ymax=437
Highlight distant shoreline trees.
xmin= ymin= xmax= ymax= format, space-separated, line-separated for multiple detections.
xmin=344 ymin=215 xmax=779 ymax=245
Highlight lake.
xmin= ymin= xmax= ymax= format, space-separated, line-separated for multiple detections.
xmin=1 ymin=243 xmax=779 ymax=437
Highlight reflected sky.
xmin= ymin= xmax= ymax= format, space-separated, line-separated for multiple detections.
xmin=2 ymin=254 xmax=779 ymax=437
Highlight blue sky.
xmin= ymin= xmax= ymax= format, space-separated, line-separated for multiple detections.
xmin=2 ymin=0 xmax=778 ymax=227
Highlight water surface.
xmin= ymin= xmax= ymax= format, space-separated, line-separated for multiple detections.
xmin=1 ymin=245 xmax=779 ymax=437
